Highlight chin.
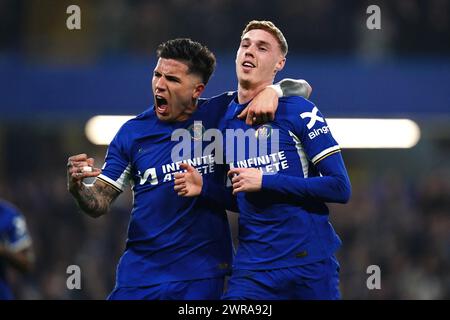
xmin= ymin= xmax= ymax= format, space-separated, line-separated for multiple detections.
xmin=238 ymin=77 xmax=253 ymax=88
xmin=239 ymin=70 xmax=253 ymax=80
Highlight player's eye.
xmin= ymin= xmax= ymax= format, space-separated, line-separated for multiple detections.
xmin=166 ymin=76 xmax=180 ymax=83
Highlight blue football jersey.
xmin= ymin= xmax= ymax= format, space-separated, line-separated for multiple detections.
xmin=97 ymin=92 xmax=236 ymax=288
xmin=222 ymin=96 xmax=343 ymax=270
xmin=0 ymin=200 xmax=32 ymax=299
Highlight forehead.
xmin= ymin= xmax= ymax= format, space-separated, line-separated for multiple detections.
xmin=154 ymin=58 xmax=189 ymax=74
xmin=241 ymin=29 xmax=279 ymax=47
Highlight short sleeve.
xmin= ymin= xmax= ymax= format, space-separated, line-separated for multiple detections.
xmin=3 ymin=211 xmax=32 ymax=252
xmin=97 ymin=126 xmax=132 ymax=192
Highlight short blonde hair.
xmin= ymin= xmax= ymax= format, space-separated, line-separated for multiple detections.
xmin=241 ymin=20 xmax=288 ymax=56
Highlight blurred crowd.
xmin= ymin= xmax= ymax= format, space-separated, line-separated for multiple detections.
xmin=331 ymin=164 xmax=450 ymax=299
xmin=0 ymin=0 xmax=449 ymax=62
xmin=0 ymin=124 xmax=448 ymax=299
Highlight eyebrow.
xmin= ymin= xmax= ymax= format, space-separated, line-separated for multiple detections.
xmin=153 ymin=70 xmax=182 ymax=82
xmin=241 ymin=38 xmax=272 ymax=48
xmin=165 ymin=75 xmax=181 ymax=82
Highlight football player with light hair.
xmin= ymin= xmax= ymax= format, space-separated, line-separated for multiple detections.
xmin=175 ymin=20 xmax=351 ymax=300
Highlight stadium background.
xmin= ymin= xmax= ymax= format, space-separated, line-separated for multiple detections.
xmin=0 ymin=0 xmax=449 ymax=299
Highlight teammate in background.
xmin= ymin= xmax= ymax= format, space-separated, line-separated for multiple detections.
xmin=0 ymin=199 xmax=34 ymax=300
xmin=67 ymin=38 xmax=311 ymax=299
xmin=175 ymin=21 xmax=351 ymax=300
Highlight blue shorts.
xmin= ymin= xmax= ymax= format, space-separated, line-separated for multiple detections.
xmin=222 ymin=256 xmax=340 ymax=300
xmin=107 ymin=277 xmax=224 ymax=300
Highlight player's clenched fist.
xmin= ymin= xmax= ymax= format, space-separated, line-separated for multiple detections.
xmin=67 ymin=153 xmax=102 ymax=193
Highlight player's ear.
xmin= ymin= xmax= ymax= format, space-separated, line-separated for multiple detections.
xmin=192 ymin=83 xmax=205 ymax=99
xmin=274 ymin=57 xmax=286 ymax=73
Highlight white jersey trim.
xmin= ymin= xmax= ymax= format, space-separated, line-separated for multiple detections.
xmin=311 ymin=145 xmax=341 ymax=164
xmin=288 ymin=130 xmax=310 ymax=178
xmin=8 ymin=236 xmax=32 ymax=252
xmin=97 ymin=164 xmax=131 ymax=192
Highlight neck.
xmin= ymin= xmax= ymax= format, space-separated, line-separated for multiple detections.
xmin=237 ymin=80 xmax=273 ymax=104
xmin=175 ymin=99 xmax=198 ymax=122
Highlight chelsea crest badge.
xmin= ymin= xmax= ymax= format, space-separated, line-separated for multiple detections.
xmin=188 ymin=122 xmax=205 ymax=141
xmin=255 ymin=124 xmax=273 ymax=139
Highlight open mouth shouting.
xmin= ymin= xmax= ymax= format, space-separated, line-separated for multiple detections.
xmin=155 ymin=95 xmax=169 ymax=115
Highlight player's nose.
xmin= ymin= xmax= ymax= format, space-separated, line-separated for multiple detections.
xmin=154 ymin=77 xmax=167 ymax=91
xmin=244 ymin=45 xmax=256 ymax=57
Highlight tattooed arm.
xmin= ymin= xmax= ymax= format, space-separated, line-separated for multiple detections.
xmin=70 ymin=180 xmax=120 ymax=218
xmin=67 ymin=153 xmax=121 ymax=218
